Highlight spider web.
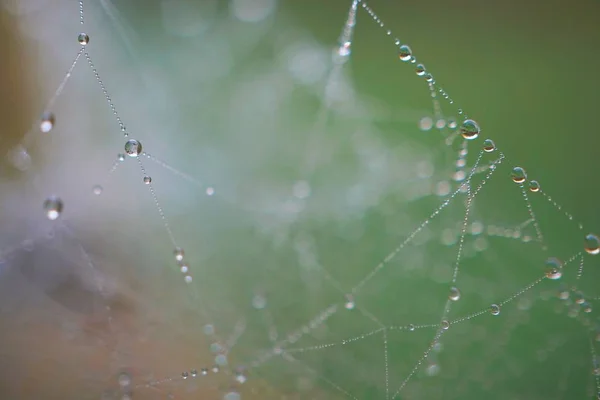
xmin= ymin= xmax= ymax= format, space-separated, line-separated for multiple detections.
xmin=0 ymin=0 xmax=599 ymax=399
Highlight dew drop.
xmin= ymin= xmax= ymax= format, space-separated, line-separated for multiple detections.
xmin=40 ymin=112 xmax=55 ymax=133
xmin=483 ymin=139 xmax=495 ymax=153
xmin=440 ymin=320 xmax=450 ymax=330
xmin=143 ymin=176 xmax=152 ymax=185
xmin=425 ymin=73 xmax=434 ymax=83
xmin=118 ymin=372 xmax=131 ymax=387
xmin=584 ymin=233 xmax=600 ymax=255
xmin=582 ymin=302 xmax=593 ymax=313
xmin=180 ymin=264 xmax=189 ymax=273
xmin=415 ymin=63 xmax=426 ymax=76
xmin=174 ymin=247 xmax=184 ymax=261
xmin=212 ymin=366 xmax=220 ymax=373
xmin=181 ymin=371 xmax=189 ymax=379
xmin=77 ymin=33 xmax=89 ymax=45
xmin=449 ymin=287 xmax=461 ymax=301
xmin=459 ymin=119 xmax=480 ymax=140
xmin=201 ymin=368 xmax=209 ymax=376
xmin=490 ymin=304 xmax=500 ymax=315
xmin=511 ymin=167 xmax=527 ymax=184
xmin=447 ymin=118 xmax=457 ymax=129
xmin=252 ymin=294 xmax=267 ymax=310
xmin=184 ymin=275 xmax=192 ymax=283
xmin=544 ymin=257 xmax=563 ymax=280
xmin=398 ymin=44 xmax=412 ymax=61
xmin=203 ymin=324 xmax=215 ymax=336
xmin=344 ymin=294 xmax=355 ymax=310
xmin=528 ymin=180 xmax=541 ymax=193
xmin=92 ymin=185 xmax=103 ymax=195
xmin=235 ymin=371 xmax=247 ymax=384
xmin=124 ymin=139 xmax=142 ymax=157
xmin=118 ymin=153 xmax=126 ymax=162
xmin=43 ymin=196 xmax=63 ymax=220
xmin=408 ymin=324 xmax=415 ymax=331
xmin=419 ymin=116 xmax=433 ymax=131
xmin=191 ymin=369 xmax=198 ymax=377
xmin=224 ymin=391 xmax=241 ymax=400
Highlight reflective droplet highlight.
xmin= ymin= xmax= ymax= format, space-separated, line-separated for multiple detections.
xmin=585 ymin=233 xmax=600 ymax=255
xmin=528 ymin=180 xmax=540 ymax=192
xmin=174 ymin=247 xmax=184 ymax=261
xmin=449 ymin=287 xmax=461 ymax=301
xmin=490 ymin=304 xmax=500 ymax=315
xmin=459 ymin=119 xmax=480 ymax=140
xmin=544 ymin=257 xmax=563 ymax=280
xmin=40 ymin=112 xmax=55 ymax=133
xmin=511 ymin=167 xmax=527 ymax=184
xmin=483 ymin=139 xmax=495 ymax=152
xmin=78 ymin=33 xmax=89 ymax=45
xmin=143 ymin=176 xmax=152 ymax=185
xmin=43 ymin=196 xmax=63 ymax=220
xmin=124 ymin=139 xmax=142 ymax=157
xmin=398 ymin=45 xmax=412 ymax=61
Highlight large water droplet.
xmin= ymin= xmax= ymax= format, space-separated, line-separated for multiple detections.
xmin=483 ymin=139 xmax=495 ymax=152
xmin=124 ymin=139 xmax=142 ymax=157
xmin=78 ymin=32 xmax=89 ymax=45
xmin=459 ymin=119 xmax=480 ymax=140
xmin=174 ymin=247 xmax=184 ymax=261
xmin=585 ymin=233 xmax=600 ymax=255
xmin=43 ymin=196 xmax=63 ymax=220
xmin=415 ymin=63 xmax=426 ymax=76
xmin=143 ymin=176 xmax=152 ymax=185
xmin=545 ymin=257 xmax=563 ymax=280
xmin=398 ymin=45 xmax=412 ymax=61
xmin=528 ymin=180 xmax=540 ymax=192
xmin=511 ymin=167 xmax=527 ymax=184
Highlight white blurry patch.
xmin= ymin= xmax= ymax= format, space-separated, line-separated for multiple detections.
xmin=230 ymin=0 xmax=277 ymax=23
xmin=281 ymin=40 xmax=328 ymax=86
xmin=161 ymin=0 xmax=218 ymax=37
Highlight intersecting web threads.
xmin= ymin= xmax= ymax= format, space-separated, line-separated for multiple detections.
xmin=1 ymin=0 xmax=600 ymax=399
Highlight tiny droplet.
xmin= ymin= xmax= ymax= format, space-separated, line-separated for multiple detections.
xmin=43 ymin=196 xmax=63 ymax=220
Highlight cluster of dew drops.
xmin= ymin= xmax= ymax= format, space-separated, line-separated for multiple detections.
xmin=35 ymin=29 xmax=600 ymax=391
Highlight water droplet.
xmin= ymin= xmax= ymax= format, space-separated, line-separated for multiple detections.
xmin=206 ymin=187 xmax=215 ymax=196
xmin=449 ymin=287 xmax=461 ymax=301
xmin=574 ymin=291 xmax=585 ymax=305
xmin=235 ymin=372 xmax=247 ymax=384
xmin=43 ymin=196 xmax=63 ymax=220
xmin=212 ymin=366 xmax=220 ymax=373
xmin=252 ymin=294 xmax=267 ymax=309
xmin=440 ymin=320 xmax=450 ymax=330
xmin=447 ymin=118 xmax=457 ymax=129
xmin=118 ymin=154 xmax=126 ymax=162
xmin=425 ymin=73 xmax=434 ymax=83
xmin=490 ymin=304 xmax=500 ymax=315
xmin=398 ymin=44 xmax=412 ymax=61
xmin=40 ymin=112 xmax=55 ymax=133
xmin=201 ymin=368 xmax=209 ymax=375
xmin=181 ymin=371 xmax=189 ymax=379
xmin=118 ymin=372 xmax=131 ymax=387
xmin=511 ymin=167 xmax=527 ymax=184
xmin=545 ymin=257 xmax=563 ymax=280
xmin=594 ymin=368 xmax=600 ymax=376
xmin=482 ymin=139 xmax=495 ymax=153
xmin=174 ymin=247 xmax=184 ymax=261
xmin=92 ymin=185 xmax=103 ymax=195
xmin=459 ymin=119 xmax=480 ymax=140
xmin=191 ymin=369 xmax=198 ymax=377
xmin=224 ymin=392 xmax=241 ymax=400
xmin=585 ymin=233 xmax=600 ymax=255
xmin=528 ymin=180 xmax=540 ymax=193
xmin=582 ymin=302 xmax=593 ymax=313
xmin=426 ymin=363 xmax=440 ymax=376
xmin=415 ymin=63 xmax=426 ymax=76
xmin=344 ymin=294 xmax=355 ymax=310
xmin=124 ymin=139 xmax=142 ymax=157
xmin=184 ymin=275 xmax=192 ymax=283
xmin=408 ymin=324 xmax=415 ymax=331
xmin=203 ymin=324 xmax=215 ymax=335
xmin=419 ymin=116 xmax=433 ymax=131
xmin=77 ymin=33 xmax=89 ymax=45
xmin=143 ymin=176 xmax=152 ymax=185
xmin=180 ymin=264 xmax=189 ymax=273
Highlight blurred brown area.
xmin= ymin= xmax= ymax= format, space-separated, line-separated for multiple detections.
xmin=0 ymin=8 xmax=31 ymax=177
